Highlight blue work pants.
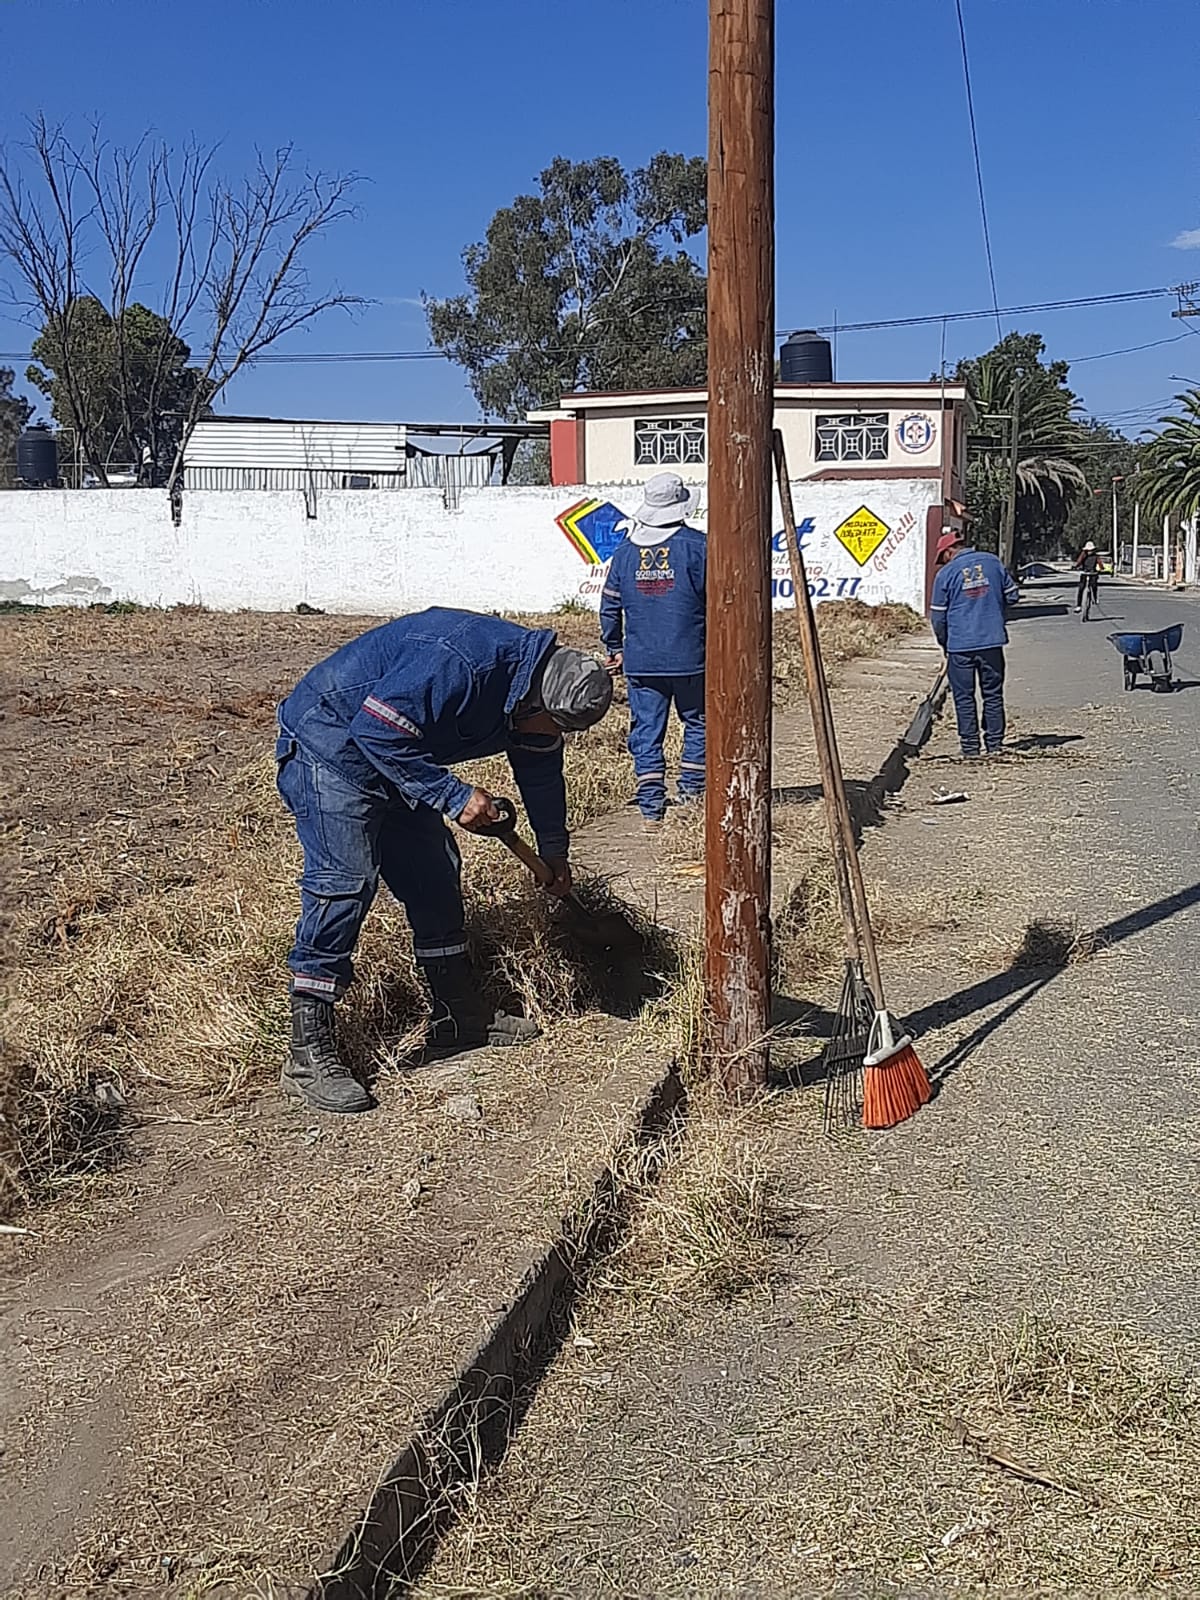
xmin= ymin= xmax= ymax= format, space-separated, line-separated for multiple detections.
xmin=946 ymin=647 xmax=1006 ymax=756
xmin=626 ymin=673 xmax=706 ymax=820
xmin=276 ymin=734 xmax=465 ymax=999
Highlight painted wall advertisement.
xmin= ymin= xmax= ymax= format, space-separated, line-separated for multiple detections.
xmin=555 ymin=478 xmax=934 ymax=616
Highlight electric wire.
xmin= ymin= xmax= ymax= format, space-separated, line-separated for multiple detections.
xmin=953 ymin=0 xmax=1002 ymax=340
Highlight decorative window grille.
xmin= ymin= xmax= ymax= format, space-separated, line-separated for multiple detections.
xmin=634 ymin=417 xmax=707 ymax=467
xmin=814 ymin=413 xmax=889 ymax=463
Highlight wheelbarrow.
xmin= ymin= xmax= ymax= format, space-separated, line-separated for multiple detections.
xmin=1107 ymin=624 xmax=1183 ymax=693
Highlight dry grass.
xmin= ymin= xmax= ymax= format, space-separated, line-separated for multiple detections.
xmin=0 ymin=604 xmax=659 ymax=1215
xmin=1 ymin=597 xmax=928 ymax=1217
xmin=770 ymin=803 xmax=978 ymax=993
xmin=2 ymin=748 xmax=671 ymax=1210
xmin=417 ymin=1252 xmax=1200 ymax=1600
xmin=1008 ymin=913 xmax=1100 ymax=969
xmin=774 ymin=598 xmax=925 ymax=704
xmin=600 ymin=1096 xmax=796 ymax=1309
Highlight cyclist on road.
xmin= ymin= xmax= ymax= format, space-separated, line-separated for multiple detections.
xmin=1075 ymin=541 xmax=1101 ymax=613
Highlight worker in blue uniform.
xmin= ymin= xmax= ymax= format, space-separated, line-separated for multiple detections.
xmin=600 ymin=473 xmax=707 ymax=828
xmin=930 ymin=530 xmax=1020 ymax=757
xmin=275 ymin=608 xmax=614 ymax=1113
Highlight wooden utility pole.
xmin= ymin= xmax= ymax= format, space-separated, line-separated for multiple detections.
xmin=705 ymin=0 xmax=775 ymax=1096
xmin=999 ymin=371 xmax=1020 ymax=570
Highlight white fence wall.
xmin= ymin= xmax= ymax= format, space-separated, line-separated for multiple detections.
xmin=0 ymin=478 xmax=937 ymax=615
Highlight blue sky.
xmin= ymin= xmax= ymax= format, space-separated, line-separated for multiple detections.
xmin=1 ymin=0 xmax=1198 ymax=435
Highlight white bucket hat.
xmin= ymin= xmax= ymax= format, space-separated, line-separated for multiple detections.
xmin=632 ymin=472 xmax=694 ymax=528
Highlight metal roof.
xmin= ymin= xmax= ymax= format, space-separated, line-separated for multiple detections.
xmin=208 ymin=414 xmax=544 ymax=437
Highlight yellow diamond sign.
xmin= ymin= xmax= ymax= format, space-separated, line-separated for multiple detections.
xmin=834 ymin=505 xmax=890 ymax=566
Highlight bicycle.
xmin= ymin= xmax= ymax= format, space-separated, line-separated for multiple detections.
xmin=1079 ymin=572 xmax=1099 ymax=622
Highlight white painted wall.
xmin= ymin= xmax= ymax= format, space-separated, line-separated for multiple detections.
xmin=0 ymin=476 xmax=935 ymax=616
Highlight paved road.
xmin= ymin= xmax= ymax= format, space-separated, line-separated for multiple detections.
xmin=1008 ymin=571 xmax=1200 ymax=707
xmin=861 ymin=573 xmax=1200 ymax=1341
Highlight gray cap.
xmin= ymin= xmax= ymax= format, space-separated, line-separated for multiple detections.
xmin=633 ymin=471 xmax=693 ymax=528
xmin=539 ymin=646 xmax=613 ymax=731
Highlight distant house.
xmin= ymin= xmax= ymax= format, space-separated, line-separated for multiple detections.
xmin=529 ymin=380 xmax=972 ymax=504
xmin=532 ymin=379 xmax=976 ymax=615
xmin=181 ymin=415 xmax=541 ymax=492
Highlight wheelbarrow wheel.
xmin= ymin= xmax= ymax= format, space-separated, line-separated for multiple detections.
xmin=1123 ymin=664 xmax=1137 ymax=691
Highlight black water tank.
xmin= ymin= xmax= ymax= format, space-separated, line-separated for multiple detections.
xmin=780 ymin=329 xmax=833 ymax=384
xmin=17 ymin=426 xmax=58 ymax=487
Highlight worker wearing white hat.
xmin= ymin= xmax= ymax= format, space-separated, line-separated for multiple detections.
xmin=599 ymin=473 xmax=707 ymax=829
xmin=1075 ymin=541 xmax=1101 ymax=612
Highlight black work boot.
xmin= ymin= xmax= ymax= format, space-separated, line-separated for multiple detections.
xmin=282 ymin=995 xmax=373 ymax=1114
xmin=421 ymin=955 xmax=540 ymax=1061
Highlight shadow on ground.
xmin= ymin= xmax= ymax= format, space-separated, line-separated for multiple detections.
xmin=1011 ymin=603 xmax=1071 ymax=620
xmin=1004 ymin=733 xmax=1083 ymax=752
xmin=771 ymin=880 xmax=1200 ymax=1095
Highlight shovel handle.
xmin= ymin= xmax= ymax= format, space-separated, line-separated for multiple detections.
xmin=498 ymin=829 xmax=557 ymax=888
xmin=476 ymin=796 xmax=557 ymax=888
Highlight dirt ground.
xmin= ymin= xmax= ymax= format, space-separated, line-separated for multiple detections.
xmin=0 ymin=598 xmax=927 ymax=1599
xmin=416 ymin=583 xmax=1200 ymax=1600
xmin=1 ymin=604 xmax=662 ymax=1598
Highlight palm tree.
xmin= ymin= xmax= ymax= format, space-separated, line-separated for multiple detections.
xmin=966 ymin=349 xmax=1088 ymax=522
xmin=1139 ymin=391 xmax=1200 ymax=524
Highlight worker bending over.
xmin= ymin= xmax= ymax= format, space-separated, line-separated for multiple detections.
xmin=600 ymin=472 xmax=707 ymax=829
xmin=276 ymin=608 xmax=613 ymax=1113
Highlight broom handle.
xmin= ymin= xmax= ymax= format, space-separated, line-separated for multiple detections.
xmin=772 ymin=432 xmax=887 ymax=1010
xmin=772 ymin=433 xmax=860 ymax=965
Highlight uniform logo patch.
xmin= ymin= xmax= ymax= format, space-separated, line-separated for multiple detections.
xmin=634 ymin=544 xmax=676 ymax=595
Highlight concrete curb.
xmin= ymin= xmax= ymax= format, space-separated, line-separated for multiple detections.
xmin=306 ymin=660 xmax=950 ymax=1598
xmin=311 ymin=1060 xmax=685 ymax=1600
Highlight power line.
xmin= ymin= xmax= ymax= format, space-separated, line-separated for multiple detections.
xmin=0 ymin=287 xmax=1188 ymax=368
xmin=1066 ymin=334 xmax=1189 ymax=364
xmin=953 ymin=0 xmax=1002 ymax=340
xmin=814 ymin=287 xmax=1175 ymax=335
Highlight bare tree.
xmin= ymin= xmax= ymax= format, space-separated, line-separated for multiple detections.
xmin=162 ymin=148 xmax=361 ymax=492
xmin=0 ymin=119 xmax=108 ymax=482
xmin=0 ymin=116 xmax=363 ymax=489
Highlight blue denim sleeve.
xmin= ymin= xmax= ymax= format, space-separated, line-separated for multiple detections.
xmin=930 ymin=564 xmax=950 ymax=647
xmin=347 ymin=660 xmax=475 ymax=819
xmin=599 ymin=545 xmax=625 ymax=654
xmin=507 ymin=732 xmax=569 ymax=858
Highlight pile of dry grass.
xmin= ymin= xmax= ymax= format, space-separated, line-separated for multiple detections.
xmin=773 ymin=598 xmax=925 ymax=704
xmin=2 ymin=746 xmax=674 ymax=1210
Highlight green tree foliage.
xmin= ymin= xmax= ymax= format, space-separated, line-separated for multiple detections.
xmin=1063 ymin=419 xmax=1140 ymax=554
xmin=27 ymin=298 xmax=212 ymax=479
xmin=0 ymin=366 xmax=34 ymax=488
xmin=1138 ymin=392 xmax=1200 ymax=526
xmin=426 ymin=153 xmax=707 ymax=421
xmin=954 ymin=332 xmax=1089 ymax=559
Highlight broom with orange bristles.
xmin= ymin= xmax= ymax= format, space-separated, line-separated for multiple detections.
xmin=773 ymin=432 xmax=931 ymax=1130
